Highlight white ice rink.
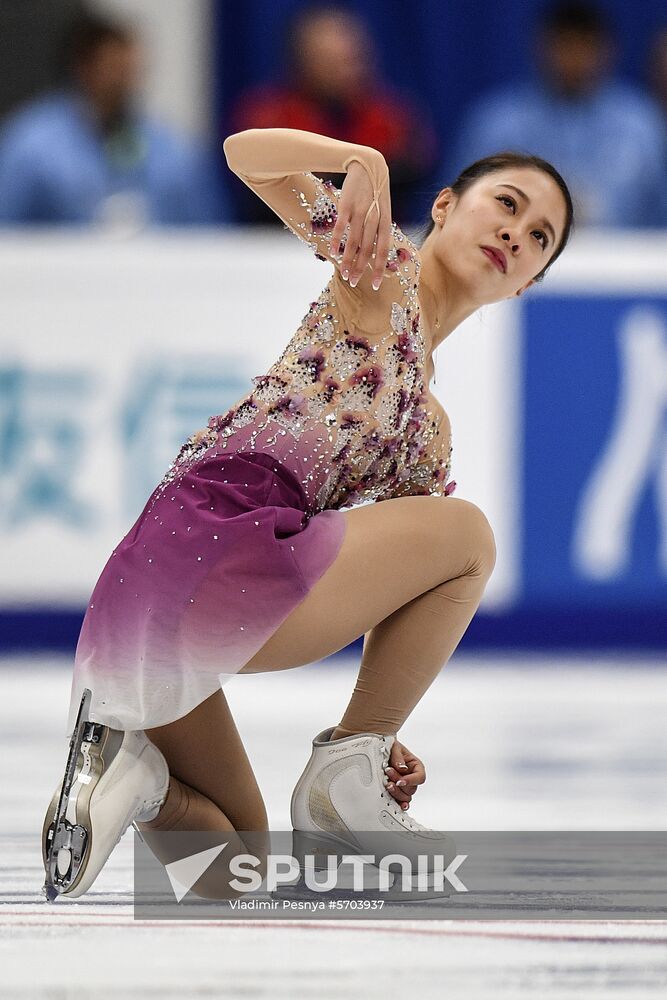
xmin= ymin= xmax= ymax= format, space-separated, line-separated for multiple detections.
xmin=2 ymin=652 xmax=667 ymax=998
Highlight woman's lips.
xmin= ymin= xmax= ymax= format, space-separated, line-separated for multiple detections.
xmin=481 ymin=246 xmax=506 ymax=273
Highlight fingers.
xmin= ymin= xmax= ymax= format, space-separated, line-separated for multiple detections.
xmin=332 ymin=205 xmax=390 ymax=289
xmin=385 ymin=782 xmax=412 ymax=808
xmin=385 ymin=742 xmax=426 ymax=809
xmin=339 ymin=217 xmax=363 ymax=283
xmin=384 ymin=763 xmax=419 ymax=808
xmin=332 ymin=163 xmax=393 ymax=288
xmin=348 ymin=207 xmax=377 ymax=287
xmin=390 ymin=743 xmax=426 ymax=784
xmin=384 ymin=765 xmax=419 ymax=793
xmin=329 ymin=209 xmax=348 ymax=266
xmin=386 ymin=779 xmax=416 ymax=801
xmin=371 ymin=216 xmax=392 ymax=290
xmin=390 ymin=741 xmax=409 ymax=771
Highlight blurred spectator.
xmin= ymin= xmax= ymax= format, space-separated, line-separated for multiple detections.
xmin=0 ymin=8 xmax=225 ymax=229
xmin=226 ymin=2 xmax=438 ymax=226
xmin=649 ymin=25 xmax=667 ymax=114
xmin=0 ymin=0 xmax=86 ymax=123
xmin=449 ymin=1 xmax=667 ymax=228
xmin=647 ymin=25 xmax=667 ymax=225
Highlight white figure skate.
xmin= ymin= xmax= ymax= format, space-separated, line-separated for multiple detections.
xmin=42 ymin=688 xmax=170 ymax=901
xmin=290 ymin=726 xmax=458 ymax=898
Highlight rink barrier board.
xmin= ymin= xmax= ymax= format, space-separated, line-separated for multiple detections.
xmin=1 ymin=233 xmax=666 ymax=649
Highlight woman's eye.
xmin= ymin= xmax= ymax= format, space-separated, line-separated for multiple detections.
xmin=497 ymin=195 xmax=547 ymax=248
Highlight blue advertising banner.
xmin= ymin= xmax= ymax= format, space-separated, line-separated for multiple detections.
xmin=522 ymin=295 xmax=667 ymax=636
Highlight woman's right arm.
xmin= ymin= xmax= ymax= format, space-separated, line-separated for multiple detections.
xmin=223 ymin=128 xmax=394 ymax=291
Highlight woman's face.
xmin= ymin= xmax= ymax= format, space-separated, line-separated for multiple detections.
xmin=431 ymin=166 xmax=568 ymax=304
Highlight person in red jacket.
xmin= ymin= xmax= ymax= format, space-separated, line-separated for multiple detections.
xmin=227 ymin=3 xmax=438 ymax=226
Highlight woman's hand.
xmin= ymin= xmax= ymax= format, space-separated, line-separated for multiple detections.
xmin=383 ymin=739 xmax=426 ymax=811
xmin=329 ymin=158 xmax=393 ymax=292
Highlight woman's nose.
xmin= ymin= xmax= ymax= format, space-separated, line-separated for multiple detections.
xmin=501 ymin=231 xmax=520 ymax=252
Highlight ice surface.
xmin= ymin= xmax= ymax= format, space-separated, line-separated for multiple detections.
xmin=2 ymin=653 xmax=667 ymax=997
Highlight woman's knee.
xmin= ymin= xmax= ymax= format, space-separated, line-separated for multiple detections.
xmin=444 ymin=497 xmax=497 ymax=579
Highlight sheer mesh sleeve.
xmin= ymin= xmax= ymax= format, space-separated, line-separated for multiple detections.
xmin=226 ymin=126 xmax=396 ymax=254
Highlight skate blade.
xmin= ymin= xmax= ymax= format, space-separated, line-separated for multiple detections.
xmin=42 ymin=688 xmax=95 ymax=902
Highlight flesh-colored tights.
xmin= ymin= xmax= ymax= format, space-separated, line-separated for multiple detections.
xmin=136 ymin=495 xmax=496 ymax=896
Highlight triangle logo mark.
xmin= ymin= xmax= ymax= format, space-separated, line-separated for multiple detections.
xmin=164 ymin=842 xmax=228 ymax=902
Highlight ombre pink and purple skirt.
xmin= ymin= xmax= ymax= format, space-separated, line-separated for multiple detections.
xmin=66 ymin=451 xmax=346 ymax=735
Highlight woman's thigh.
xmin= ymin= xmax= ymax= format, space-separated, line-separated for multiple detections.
xmin=241 ymin=494 xmax=496 ymax=673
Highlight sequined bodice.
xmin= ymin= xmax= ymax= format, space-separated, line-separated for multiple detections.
xmin=159 ymin=169 xmax=456 ymax=514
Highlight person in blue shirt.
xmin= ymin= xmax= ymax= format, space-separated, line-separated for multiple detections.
xmin=449 ymin=1 xmax=667 ymax=229
xmin=0 ymin=10 xmax=226 ymax=228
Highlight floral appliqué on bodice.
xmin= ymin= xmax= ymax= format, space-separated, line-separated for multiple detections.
xmin=157 ymin=174 xmax=457 ymax=515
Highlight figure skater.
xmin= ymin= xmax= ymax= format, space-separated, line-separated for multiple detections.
xmin=42 ymin=127 xmax=573 ymax=901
